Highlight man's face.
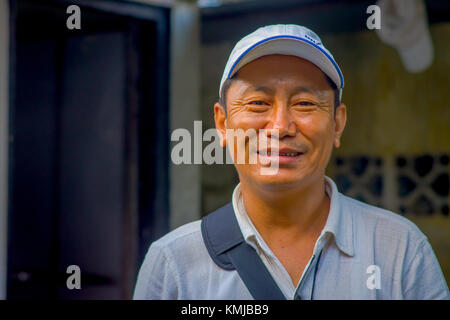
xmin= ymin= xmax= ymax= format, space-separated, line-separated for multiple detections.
xmin=214 ymin=54 xmax=346 ymax=189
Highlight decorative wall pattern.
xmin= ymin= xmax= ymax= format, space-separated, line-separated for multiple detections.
xmin=332 ymin=154 xmax=449 ymax=216
xmin=333 ymin=156 xmax=384 ymax=207
xmin=396 ymin=154 xmax=449 ymax=215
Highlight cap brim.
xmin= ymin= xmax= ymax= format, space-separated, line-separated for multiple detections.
xmin=228 ymin=37 xmax=344 ymax=97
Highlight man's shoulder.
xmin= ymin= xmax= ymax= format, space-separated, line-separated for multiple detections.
xmin=340 ymin=193 xmax=427 ymax=244
xmin=152 ymin=219 xmax=203 ymax=250
xmin=148 ymin=204 xmax=234 ymax=260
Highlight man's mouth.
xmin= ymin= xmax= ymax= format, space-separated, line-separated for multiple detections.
xmin=257 ymin=148 xmax=304 ymax=163
xmin=258 ymin=151 xmax=302 ymax=157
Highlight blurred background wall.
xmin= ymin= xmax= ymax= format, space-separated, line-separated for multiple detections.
xmin=2 ymin=0 xmax=200 ymax=299
xmin=0 ymin=0 xmax=11 ymax=301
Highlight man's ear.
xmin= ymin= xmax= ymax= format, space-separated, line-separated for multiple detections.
xmin=214 ymin=102 xmax=227 ymax=147
xmin=333 ymin=103 xmax=347 ymax=148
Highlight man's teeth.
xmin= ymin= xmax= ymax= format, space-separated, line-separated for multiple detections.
xmin=260 ymin=152 xmax=300 ymax=156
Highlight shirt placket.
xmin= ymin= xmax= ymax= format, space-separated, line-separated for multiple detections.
xmin=250 ymin=236 xmax=296 ymax=298
xmin=293 ymin=235 xmax=327 ymax=300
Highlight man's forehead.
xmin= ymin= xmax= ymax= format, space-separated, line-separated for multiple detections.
xmin=228 ymin=72 xmax=332 ymax=100
xmin=234 ymin=82 xmax=329 ymax=97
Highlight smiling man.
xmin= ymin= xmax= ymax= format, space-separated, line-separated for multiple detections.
xmin=133 ymin=24 xmax=450 ymax=300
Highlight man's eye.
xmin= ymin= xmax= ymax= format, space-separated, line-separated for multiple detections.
xmin=249 ymin=101 xmax=267 ymax=106
xmin=295 ymin=101 xmax=315 ymax=106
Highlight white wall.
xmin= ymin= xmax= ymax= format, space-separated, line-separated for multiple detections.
xmin=169 ymin=3 xmax=202 ymax=229
xmin=0 ymin=0 xmax=9 ymax=300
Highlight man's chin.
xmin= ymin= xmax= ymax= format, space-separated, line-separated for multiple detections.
xmin=236 ymin=164 xmax=313 ymax=188
xmin=253 ymin=172 xmax=306 ymax=187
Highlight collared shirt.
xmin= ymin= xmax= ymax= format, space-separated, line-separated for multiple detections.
xmin=133 ymin=177 xmax=450 ymax=300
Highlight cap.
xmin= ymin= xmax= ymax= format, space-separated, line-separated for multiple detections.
xmin=219 ymin=24 xmax=344 ymax=101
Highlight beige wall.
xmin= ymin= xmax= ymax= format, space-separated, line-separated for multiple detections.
xmin=324 ymin=24 xmax=450 ymax=157
xmin=170 ymin=3 xmax=202 ymax=229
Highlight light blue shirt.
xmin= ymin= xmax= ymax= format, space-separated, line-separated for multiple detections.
xmin=133 ymin=177 xmax=450 ymax=300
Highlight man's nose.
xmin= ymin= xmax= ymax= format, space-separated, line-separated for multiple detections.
xmin=267 ymin=105 xmax=296 ymax=139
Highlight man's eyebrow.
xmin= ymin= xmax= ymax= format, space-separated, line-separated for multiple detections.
xmin=242 ymin=85 xmax=274 ymax=95
xmin=290 ymin=85 xmax=328 ymax=99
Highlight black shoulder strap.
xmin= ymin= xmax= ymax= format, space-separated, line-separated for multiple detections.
xmin=201 ymin=203 xmax=286 ymax=300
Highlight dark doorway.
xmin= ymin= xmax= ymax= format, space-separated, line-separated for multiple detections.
xmin=7 ymin=0 xmax=170 ymax=299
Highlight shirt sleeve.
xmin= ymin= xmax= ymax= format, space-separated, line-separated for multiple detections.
xmin=132 ymin=243 xmax=179 ymax=300
xmin=402 ymin=239 xmax=450 ymax=300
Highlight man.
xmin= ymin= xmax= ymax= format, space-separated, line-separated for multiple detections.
xmin=133 ymin=24 xmax=449 ymax=299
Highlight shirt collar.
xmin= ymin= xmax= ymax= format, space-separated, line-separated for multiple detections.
xmin=232 ymin=184 xmax=275 ymax=256
xmin=322 ymin=176 xmax=354 ymax=256
xmin=232 ymin=184 xmax=264 ymax=252
xmin=231 ymin=176 xmax=354 ymax=257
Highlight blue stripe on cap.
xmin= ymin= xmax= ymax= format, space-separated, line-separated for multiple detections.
xmin=227 ymin=35 xmax=344 ymax=89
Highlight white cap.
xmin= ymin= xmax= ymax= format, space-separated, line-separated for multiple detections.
xmin=219 ymin=24 xmax=344 ymax=101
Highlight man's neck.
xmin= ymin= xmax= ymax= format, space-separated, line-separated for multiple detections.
xmin=239 ymin=176 xmax=330 ymax=246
